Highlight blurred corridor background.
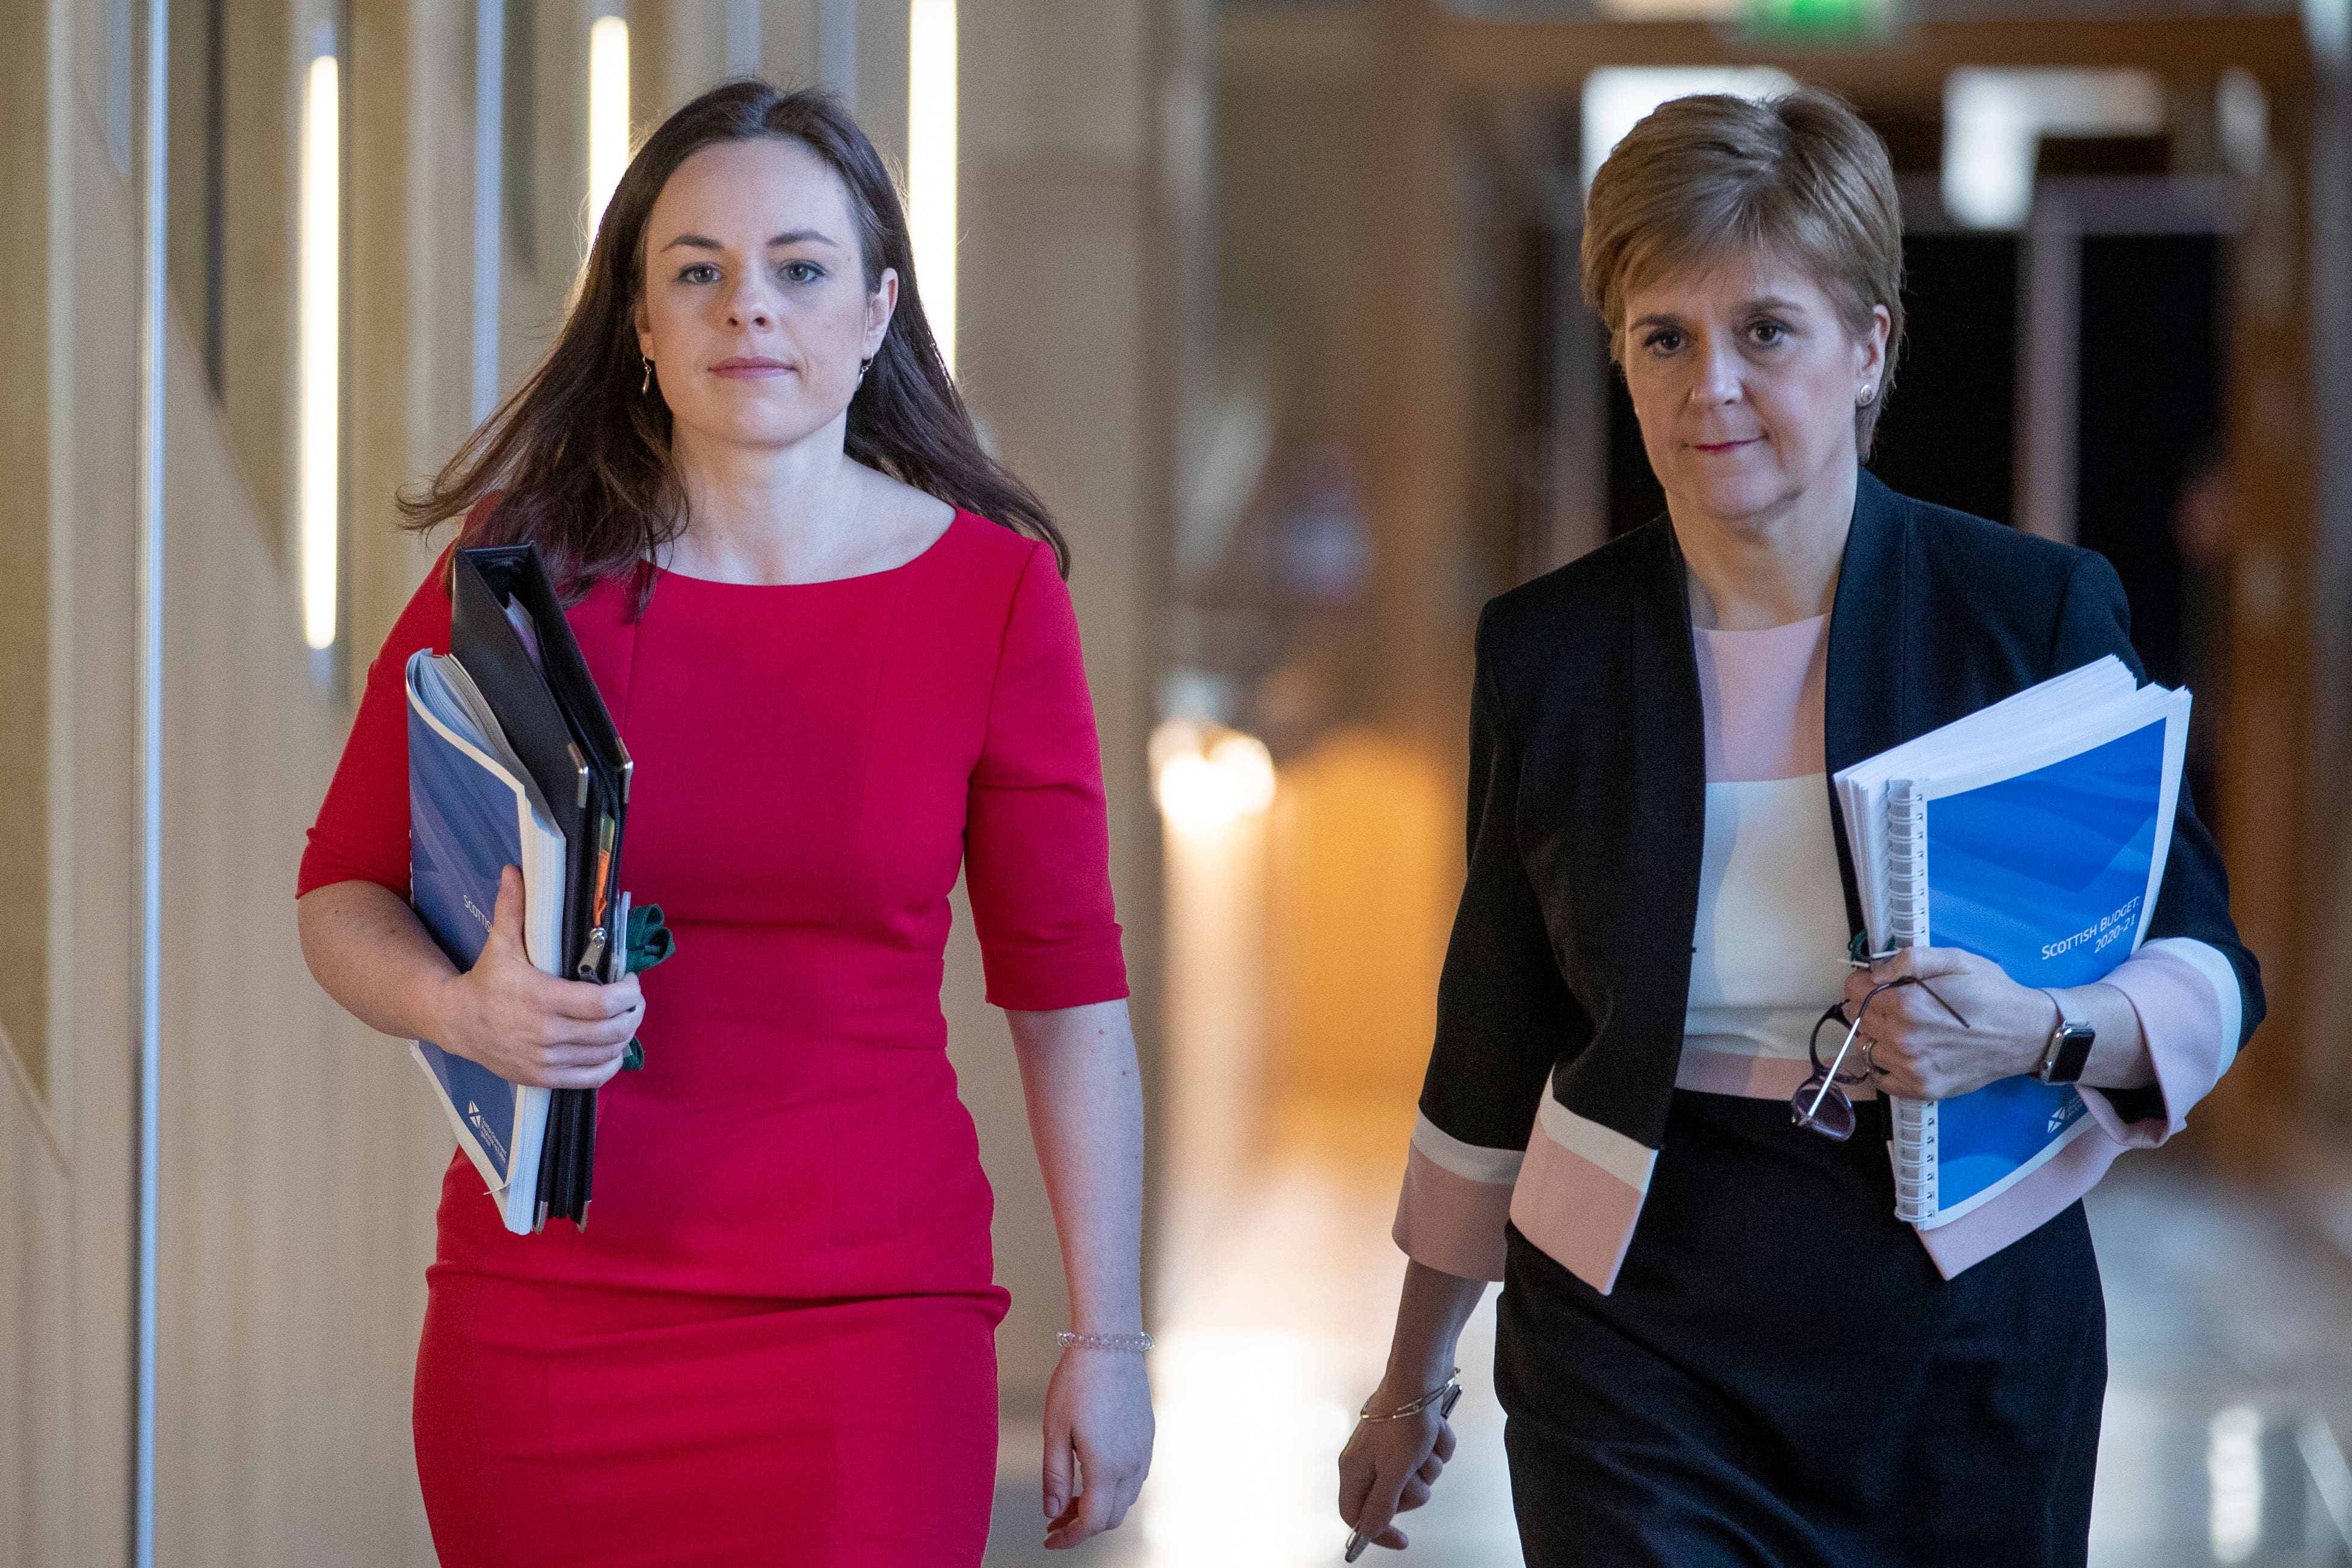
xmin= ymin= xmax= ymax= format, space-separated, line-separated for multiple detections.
xmin=5 ymin=1 xmax=2352 ymax=1563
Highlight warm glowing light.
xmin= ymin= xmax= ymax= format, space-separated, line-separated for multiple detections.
xmin=1208 ymin=733 xmax=1277 ymax=815
xmin=1581 ymin=67 xmax=1798 ymax=188
xmin=1140 ymin=1329 xmax=1357 ymax=1558
xmin=1152 ymin=721 xmax=1277 ymax=830
xmin=908 ymin=0 xmax=957 ymax=376
xmin=588 ymin=15 xmax=631 ymax=239
xmin=1942 ymin=68 xmax=2164 ymax=229
xmin=300 ymin=51 xmax=340 ymax=651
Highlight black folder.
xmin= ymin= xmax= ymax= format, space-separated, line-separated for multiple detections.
xmin=449 ymin=544 xmax=634 ymax=1228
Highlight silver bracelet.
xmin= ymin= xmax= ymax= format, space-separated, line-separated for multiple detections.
xmin=1358 ymin=1369 xmax=1462 ymax=1423
xmin=1057 ymin=1329 xmax=1154 ymax=1355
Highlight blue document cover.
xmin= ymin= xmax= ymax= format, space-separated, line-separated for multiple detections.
xmin=1916 ymin=719 xmax=2171 ymax=1216
xmin=406 ymin=653 xmax=566 ymax=1235
xmin=1836 ymin=659 xmax=2190 ymax=1228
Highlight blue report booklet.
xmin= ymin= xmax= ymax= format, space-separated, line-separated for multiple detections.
xmin=1835 ymin=657 xmax=2190 ymax=1227
xmin=406 ymin=650 xmax=569 ymax=1235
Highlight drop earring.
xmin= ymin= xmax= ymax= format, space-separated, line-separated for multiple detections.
xmin=641 ymin=356 xmax=654 ymax=395
xmin=857 ymin=356 xmax=873 ymax=387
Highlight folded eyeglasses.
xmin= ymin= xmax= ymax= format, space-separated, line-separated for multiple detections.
xmin=1791 ymin=976 xmax=1970 ymax=1141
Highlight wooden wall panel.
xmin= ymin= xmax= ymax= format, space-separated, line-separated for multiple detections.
xmin=4 ymin=11 xmax=452 ymax=1563
xmin=0 ymin=0 xmax=49 ymax=1098
xmin=959 ymin=0 xmax=1168 ymax=1414
xmin=0 ymin=1073 xmax=72 ymax=1567
xmin=154 ymin=296 xmax=450 ymax=1564
xmin=57 ymin=99 xmax=142 ymax=1568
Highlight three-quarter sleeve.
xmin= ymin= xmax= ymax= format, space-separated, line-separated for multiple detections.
xmin=1393 ymin=605 xmax=1590 ymax=1282
xmin=2048 ymin=548 xmax=2265 ymax=1134
xmin=963 ymin=543 xmax=1129 ymax=1011
xmin=296 ymin=555 xmax=455 ymax=900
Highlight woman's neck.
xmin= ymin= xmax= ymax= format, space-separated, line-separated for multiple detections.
xmin=665 ymin=416 xmax=867 ymax=583
xmin=1672 ymin=462 xmax=1858 ymax=631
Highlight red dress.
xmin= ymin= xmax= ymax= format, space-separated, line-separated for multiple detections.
xmin=299 ymin=512 xmax=1129 ymax=1567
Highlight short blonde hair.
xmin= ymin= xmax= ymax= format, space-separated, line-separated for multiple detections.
xmin=1582 ymin=87 xmax=1906 ymax=450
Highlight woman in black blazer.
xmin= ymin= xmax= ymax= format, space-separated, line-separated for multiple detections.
xmin=1336 ymin=90 xmax=2260 ymax=1567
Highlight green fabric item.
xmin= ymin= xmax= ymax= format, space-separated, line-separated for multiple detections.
xmin=619 ymin=903 xmax=675 ymax=1071
xmin=627 ymin=902 xmax=675 ymax=973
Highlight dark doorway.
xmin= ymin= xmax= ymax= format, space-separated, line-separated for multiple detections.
xmin=1604 ymin=358 xmax=1665 ymax=538
xmin=2077 ymin=232 xmax=2223 ymax=823
xmin=2075 ymin=233 xmax=2222 ymax=695
xmin=1870 ymin=235 xmax=2018 ymax=523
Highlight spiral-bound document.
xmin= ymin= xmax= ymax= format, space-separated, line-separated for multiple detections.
xmin=1834 ymin=657 xmax=2191 ymax=1228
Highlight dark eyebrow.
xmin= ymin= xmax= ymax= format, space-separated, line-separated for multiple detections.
xmin=657 ymin=228 xmax=842 ymax=254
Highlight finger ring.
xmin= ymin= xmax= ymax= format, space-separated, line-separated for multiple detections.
xmin=1862 ymin=1038 xmax=1882 ymax=1075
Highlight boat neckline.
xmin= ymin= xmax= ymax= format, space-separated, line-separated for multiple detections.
xmin=649 ymin=510 xmax=963 ymax=588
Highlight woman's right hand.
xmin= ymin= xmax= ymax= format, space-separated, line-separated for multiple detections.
xmin=429 ymin=865 xmax=643 ymax=1089
xmin=1336 ymin=1383 xmax=1459 ymax=1556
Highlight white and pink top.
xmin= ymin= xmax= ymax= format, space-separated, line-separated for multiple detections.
xmin=1394 ymin=612 xmax=2244 ymax=1290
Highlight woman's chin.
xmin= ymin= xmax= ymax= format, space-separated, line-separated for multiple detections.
xmin=674 ymin=406 xmax=842 ymax=453
xmin=1671 ymin=473 xmax=1791 ymax=526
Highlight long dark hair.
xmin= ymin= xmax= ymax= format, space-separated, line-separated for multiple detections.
xmin=398 ymin=80 xmax=1066 ymax=600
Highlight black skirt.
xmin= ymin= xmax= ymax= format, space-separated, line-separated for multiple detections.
xmin=1494 ymin=1089 xmax=2107 ymax=1568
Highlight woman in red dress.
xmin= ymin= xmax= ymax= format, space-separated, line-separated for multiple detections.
xmin=296 ymin=83 xmax=1152 ymax=1566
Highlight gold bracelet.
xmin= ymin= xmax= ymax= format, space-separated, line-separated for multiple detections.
xmin=1358 ymin=1370 xmax=1461 ymax=1423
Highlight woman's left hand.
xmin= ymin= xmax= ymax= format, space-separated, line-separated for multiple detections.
xmin=1040 ymin=1344 xmax=1154 ymax=1549
xmin=1842 ymin=947 xmax=2056 ymax=1101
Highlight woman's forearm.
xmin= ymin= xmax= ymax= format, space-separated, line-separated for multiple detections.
xmin=1382 ymin=1261 xmax=1489 ymax=1396
xmin=1006 ymin=999 xmax=1146 ymax=1333
xmin=2064 ymin=981 xmax=2154 ymax=1091
xmin=297 ymin=879 xmax=457 ymax=1042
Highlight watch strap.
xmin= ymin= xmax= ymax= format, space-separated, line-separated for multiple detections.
xmin=2037 ymin=990 xmax=2096 ymax=1084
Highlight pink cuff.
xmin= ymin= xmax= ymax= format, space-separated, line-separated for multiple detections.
xmin=1393 ymin=1142 xmax=1515 ymax=1282
xmin=2080 ymin=941 xmax=2232 ymax=1148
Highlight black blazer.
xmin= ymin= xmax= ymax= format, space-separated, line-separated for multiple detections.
xmin=1418 ymin=467 xmax=2265 ymax=1161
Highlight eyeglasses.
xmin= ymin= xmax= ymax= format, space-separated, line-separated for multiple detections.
xmin=1791 ymin=976 xmax=1970 ymax=1141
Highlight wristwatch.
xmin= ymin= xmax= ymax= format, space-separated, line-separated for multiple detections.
xmin=2037 ymin=993 xmax=2096 ymax=1084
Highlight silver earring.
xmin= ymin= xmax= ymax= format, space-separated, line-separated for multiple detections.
xmin=1857 ymin=384 xmax=1874 ymax=405
xmin=857 ymin=356 xmax=873 ymax=387
xmin=641 ymin=357 xmax=654 ymax=394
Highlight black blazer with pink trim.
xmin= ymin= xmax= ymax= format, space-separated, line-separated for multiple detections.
xmin=1417 ymin=466 xmax=2264 ymax=1165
